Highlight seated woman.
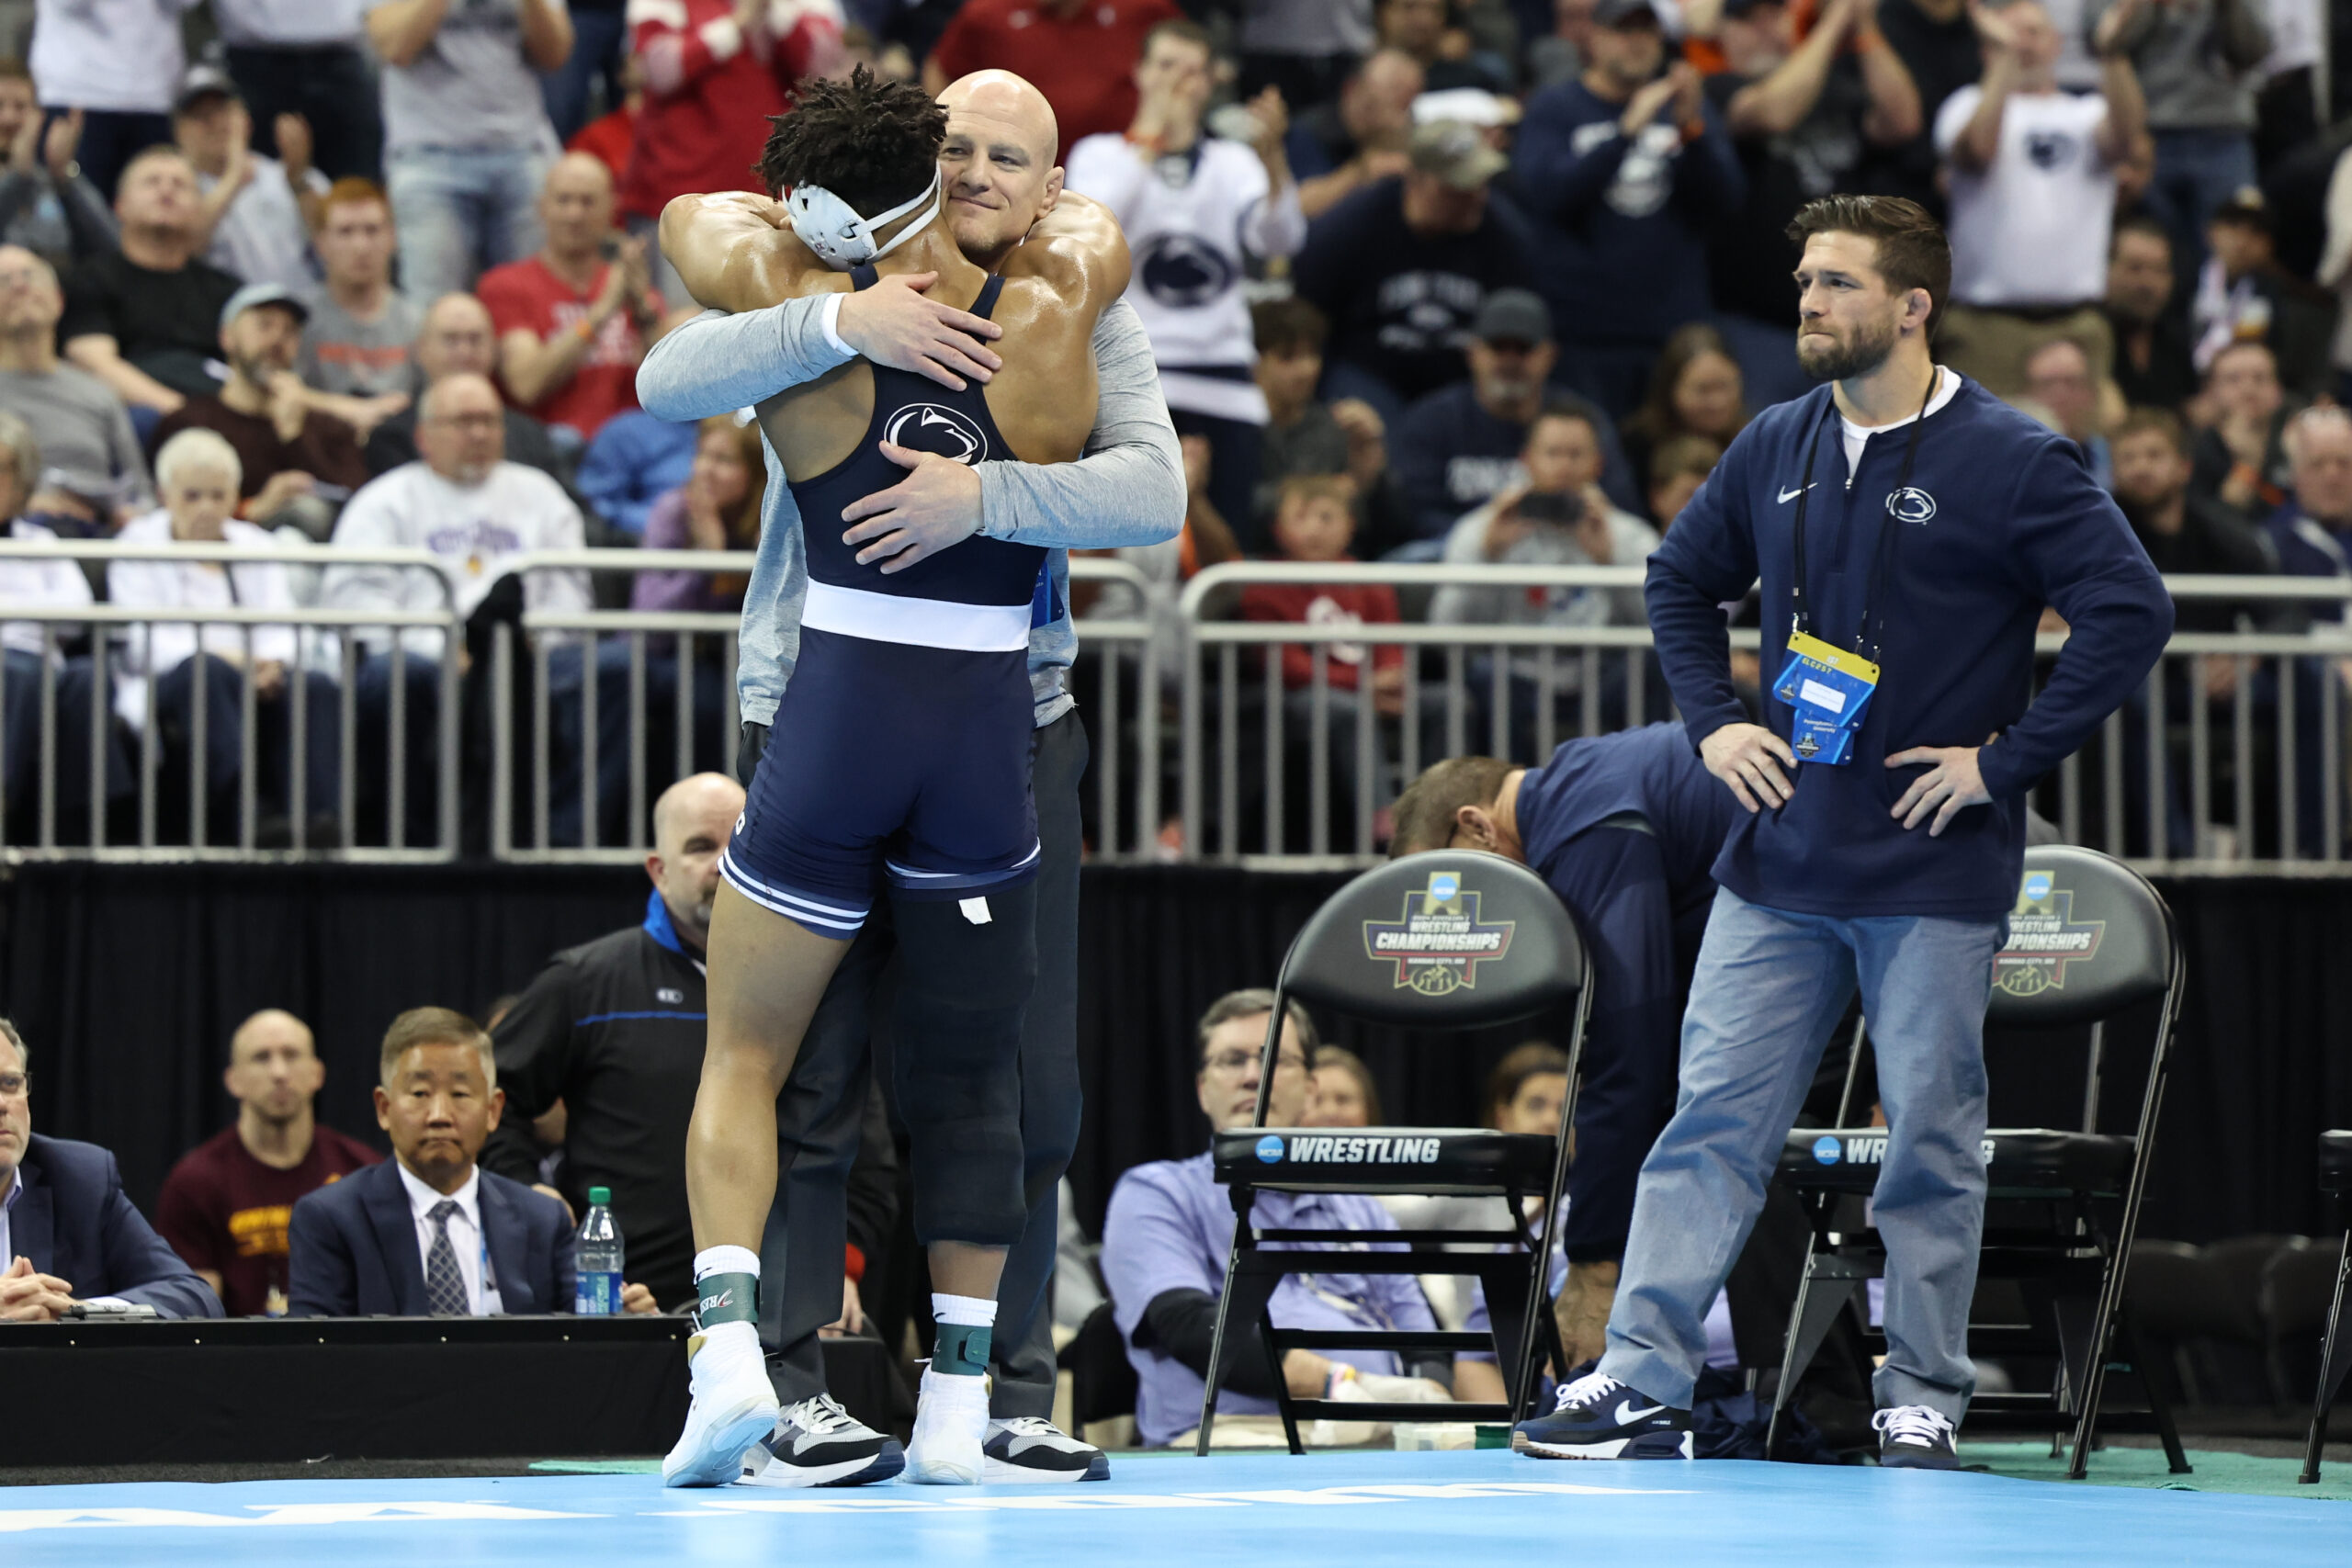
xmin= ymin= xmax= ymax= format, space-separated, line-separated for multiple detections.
xmin=595 ymin=413 xmax=763 ymax=841
xmin=0 ymin=411 xmax=130 ymax=837
xmin=108 ymin=429 xmax=339 ymax=844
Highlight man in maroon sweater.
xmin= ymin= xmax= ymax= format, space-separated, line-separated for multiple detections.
xmin=156 ymin=1009 xmax=379 ymax=1316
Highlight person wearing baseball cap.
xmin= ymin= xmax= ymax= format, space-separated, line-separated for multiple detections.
xmin=149 ymin=281 xmax=368 ymax=531
xmin=1292 ymin=118 xmax=1540 ymax=425
xmin=1515 ymin=0 xmax=1746 ymax=416
xmin=171 ymin=60 xmax=331 ymax=295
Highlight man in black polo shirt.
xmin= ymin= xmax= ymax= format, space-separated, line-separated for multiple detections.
xmin=60 ymin=146 xmax=241 ymax=420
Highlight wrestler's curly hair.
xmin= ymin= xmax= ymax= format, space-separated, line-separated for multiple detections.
xmin=755 ymin=65 xmax=947 ymax=215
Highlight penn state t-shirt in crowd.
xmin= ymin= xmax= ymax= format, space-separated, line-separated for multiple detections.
xmin=1291 ymin=176 xmax=1539 ymax=404
xmin=1935 ymin=85 xmax=2116 ymax=308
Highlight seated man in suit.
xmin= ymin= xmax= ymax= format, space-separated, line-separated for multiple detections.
xmin=0 ymin=1021 xmax=220 ymax=1320
xmin=289 ymin=1006 xmax=649 ymax=1316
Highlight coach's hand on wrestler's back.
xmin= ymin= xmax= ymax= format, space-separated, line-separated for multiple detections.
xmin=1701 ymin=722 xmax=1796 ymax=813
xmin=840 ymin=441 xmax=983 ymax=571
xmin=836 ymin=270 xmax=1004 ymax=391
xmin=1887 ymin=737 xmax=1993 ymax=837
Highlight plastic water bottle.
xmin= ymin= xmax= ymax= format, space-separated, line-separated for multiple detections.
xmin=574 ymin=1187 xmax=624 ymax=1315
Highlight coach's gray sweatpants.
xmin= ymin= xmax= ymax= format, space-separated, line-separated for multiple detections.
xmin=1597 ymin=887 xmax=2005 ymax=1422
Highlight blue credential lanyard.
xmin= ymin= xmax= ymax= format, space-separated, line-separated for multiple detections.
xmin=1771 ymin=374 xmax=1935 ymax=765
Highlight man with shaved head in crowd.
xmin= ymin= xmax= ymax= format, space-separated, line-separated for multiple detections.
xmin=643 ymin=66 xmax=1182 ymax=1486
xmin=156 ymin=1009 xmax=380 ymax=1316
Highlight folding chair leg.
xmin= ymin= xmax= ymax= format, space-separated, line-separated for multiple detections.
xmin=1259 ymin=1310 xmax=1306 ymax=1455
xmin=1194 ymin=1258 xmax=1283 ymax=1456
xmin=2113 ymin=1312 xmax=2190 ymax=1475
xmin=2301 ymin=1227 xmax=2352 ymax=1485
xmin=1766 ymin=1252 xmax=1867 ymax=1459
xmin=2064 ymin=1279 xmax=2148 ymax=1479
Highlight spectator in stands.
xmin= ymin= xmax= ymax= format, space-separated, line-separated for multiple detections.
xmin=0 ymin=1019 xmax=220 ymax=1320
xmin=1618 ymin=322 xmax=1746 ymax=522
xmin=0 ymin=60 xmax=115 ymax=268
xmin=111 ymin=427 xmax=341 ymax=841
xmin=2105 ymin=214 xmax=2197 ymax=412
xmin=1647 ymin=432 xmax=1723 ymax=528
xmin=575 ymin=407 xmax=699 ymax=540
xmin=2190 ymin=190 xmax=2332 ymax=400
xmin=1067 ymin=21 xmax=1305 ymax=569
xmin=480 ymin=153 xmax=666 ymax=446
xmin=0 ymin=409 xmax=123 ymax=828
xmin=2021 ymin=336 xmax=2111 ymax=488
xmin=565 ymin=51 xmax=641 ymax=183
xmin=1932 ymin=0 xmax=2148 ymax=397
xmin=1238 ymin=0 xmax=1375 ymax=110
xmin=1293 ymin=118 xmax=1538 ymax=426
xmin=1376 ymin=0 xmax=1507 ymax=93
xmin=1304 ymin=1044 xmax=1382 ymax=1128
xmin=289 ymin=1007 xmax=630 ymax=1317
xmin=153 ymin=285 xmax=373 ymax=537
xmin=622 ymin=0 xmax=842 ymax=300
xmin=215 ymin=0 xmax=385 ymax=184
xmin=154 ymin=1010 xmax=380 ymax=1317
xmin=299 ymin=181 xmax=424 ymax=427
xmin=2319 ymin=146 xmax=2352 ymax=408
xmin=2109 ymin=407 xmax=2272 ymax=618
xmin=1514 ymin=0 xmax=1745 ymax=418
xmin=26 ymin=0 xmax=195 ymax=200
xmin=2085 ymin=0 xmax=2267 ymax=279
xmin=2265 ymin=407 xmax=2352 ymax=609
xmin=1100 ymin=989 xmax=1451 ymax=1448
xmin=0 ymin=245 xmax=152 ymax=509
xmin=1397 ymin=288 xmax=1566 ymax=539
xmin=543 ymin=0 xmax=628 ymax=145
xmin=367 ymin=0 xmax=573 ymax=305
xmin=1706 ymin=0 xmax=1921 ymax=408
xmin=365 ymin=291 xmax=570 ymax=481
xmin=2189 ymin=338 xmax=2290 ymax=525
xmin=62 ymin=147 xmax=243 ymax=419
xmin=324 ymin=372 xmax=593 ymax=842
xmin=922 ymin=0 xmax=1184 ymax=155
xmin=1873 ymin=0 xmax=1982 ymax=215
xmin=481 ymin=773 xmax=744 ymax=1311
xmin=1241 ymin=474 xmax=1407 ymax=823
xmin=173 ymin=64 xmax=329 ymax=295
xmin=1287 ymin=47 xmax=1422 ymax=221
xmin=1250 ymin=297 xmax=1414 ymax=558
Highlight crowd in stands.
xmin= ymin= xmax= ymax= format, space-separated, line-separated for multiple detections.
xmin=0 ymin=0 xmax=2325 ymax=846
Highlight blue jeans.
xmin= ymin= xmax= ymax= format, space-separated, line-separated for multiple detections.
xmin=540 ymin=6 xmax=630 ymax=145
xmin=388 ymin=144 xmax=552 ymax=303
xmin=1600 ymin=887 xmax=2006 ymax=1422
xmin=2142 ymin=129 xmax=2257 ymax=285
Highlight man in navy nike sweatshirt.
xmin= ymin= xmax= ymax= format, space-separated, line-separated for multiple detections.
xmin=1513 ymin=194 xmax=2171 ymax=1469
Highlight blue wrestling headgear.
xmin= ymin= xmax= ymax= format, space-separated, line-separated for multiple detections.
xmin=786 ymin=169 xmax=943 ymax=269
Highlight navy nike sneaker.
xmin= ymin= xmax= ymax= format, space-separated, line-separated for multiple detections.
xmin=1511 ymin=1371 xmax=1694 ymax=1460
xmin=1872 ymin=1404 xmax=1961 ymax=1469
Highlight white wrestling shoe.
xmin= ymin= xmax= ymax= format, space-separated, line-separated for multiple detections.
xmin=905 ymin=1364 xmax=990 ymax=1484
xmin=662 ymin=1322 xmax=782 ymax=1488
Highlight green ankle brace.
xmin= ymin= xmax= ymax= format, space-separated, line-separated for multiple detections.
xmin=933 ymin=1321 xmax=993 ymax=1377
xmin=695 ymin=1271 xmax=760 ymax=1329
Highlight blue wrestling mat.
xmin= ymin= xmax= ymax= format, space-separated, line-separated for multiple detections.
xmin=2 ymin=1449 xmax=2340 ymax=1565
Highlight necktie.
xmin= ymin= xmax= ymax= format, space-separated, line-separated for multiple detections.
xmin=424 ymin=1199 xmax=470 ymax=1316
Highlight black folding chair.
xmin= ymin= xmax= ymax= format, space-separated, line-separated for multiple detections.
xmin=2300 ymin=1130 xmax=2352 ymax=1484
xmin=1193 ymin=849 xmax=1590 ymax=1455
xmin=1765 ymin=845 xmax=2187 ymax=1477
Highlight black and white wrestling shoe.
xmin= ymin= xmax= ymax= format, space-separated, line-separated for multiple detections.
xmin=1872 ymin=1405 xmax=1961 ymax=1470
xmin=982 ymin=1417 xmax=1111 ymax=1483
xmin=1511 ymin=1371 xmax=1694 ymax=1460
xmin=740 ymin=1394 xmax=906 ymax=1488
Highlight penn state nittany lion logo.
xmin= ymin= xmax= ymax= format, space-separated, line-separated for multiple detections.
xmin=1886 ymin=487 xmax=1937 ymax=525
xmin=1138 ymin=232 xmax=1238 ymax=310
xmin=884 ymin=403 xmax=989 ymax=465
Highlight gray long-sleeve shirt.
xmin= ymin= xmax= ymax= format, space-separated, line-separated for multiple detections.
xmin=2086 ymin=0 xmax=2270 ymax=131
xmin=635 ymin=295 xmax=1185 ymax=728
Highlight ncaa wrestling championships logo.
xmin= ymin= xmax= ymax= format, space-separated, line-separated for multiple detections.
xmin=1362 ymin=872 xmax=1515 ymax=997
xmin=1993 ymin=868 xmax=2105 ymax=998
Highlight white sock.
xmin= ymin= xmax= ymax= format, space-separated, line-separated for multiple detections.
xmin=932 ymin=1292 xmax=998 ymax=1327
xmin=694 ymin=1245 xmax=762 ymax=1282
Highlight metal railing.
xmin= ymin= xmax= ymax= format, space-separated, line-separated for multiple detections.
xmin=1 ymin=540 xmax=2348 ymax=871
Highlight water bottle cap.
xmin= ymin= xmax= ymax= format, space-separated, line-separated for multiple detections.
xmin=588 ymin=1186 xmax=611 ymax=1205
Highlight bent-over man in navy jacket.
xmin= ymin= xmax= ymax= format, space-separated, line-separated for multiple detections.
xmin=0 ymin=1021 xmax=220 ymax=1321
xmin=1514 ymin=194 xmax=2171 ymax=1470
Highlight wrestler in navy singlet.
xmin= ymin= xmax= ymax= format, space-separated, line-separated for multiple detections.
xmin=721 ymin=267 xmax=1047 ymax=937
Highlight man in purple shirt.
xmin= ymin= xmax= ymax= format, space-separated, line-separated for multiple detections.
xmin=1100 ymin=988 xmax=1449 ymax=1447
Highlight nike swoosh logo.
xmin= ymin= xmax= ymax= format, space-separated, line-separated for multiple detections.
xmin=1616 ymin=1401 xmax=1667 ymax=1422
xmin=1778 ymin=485 xmax=1814 ymax=503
